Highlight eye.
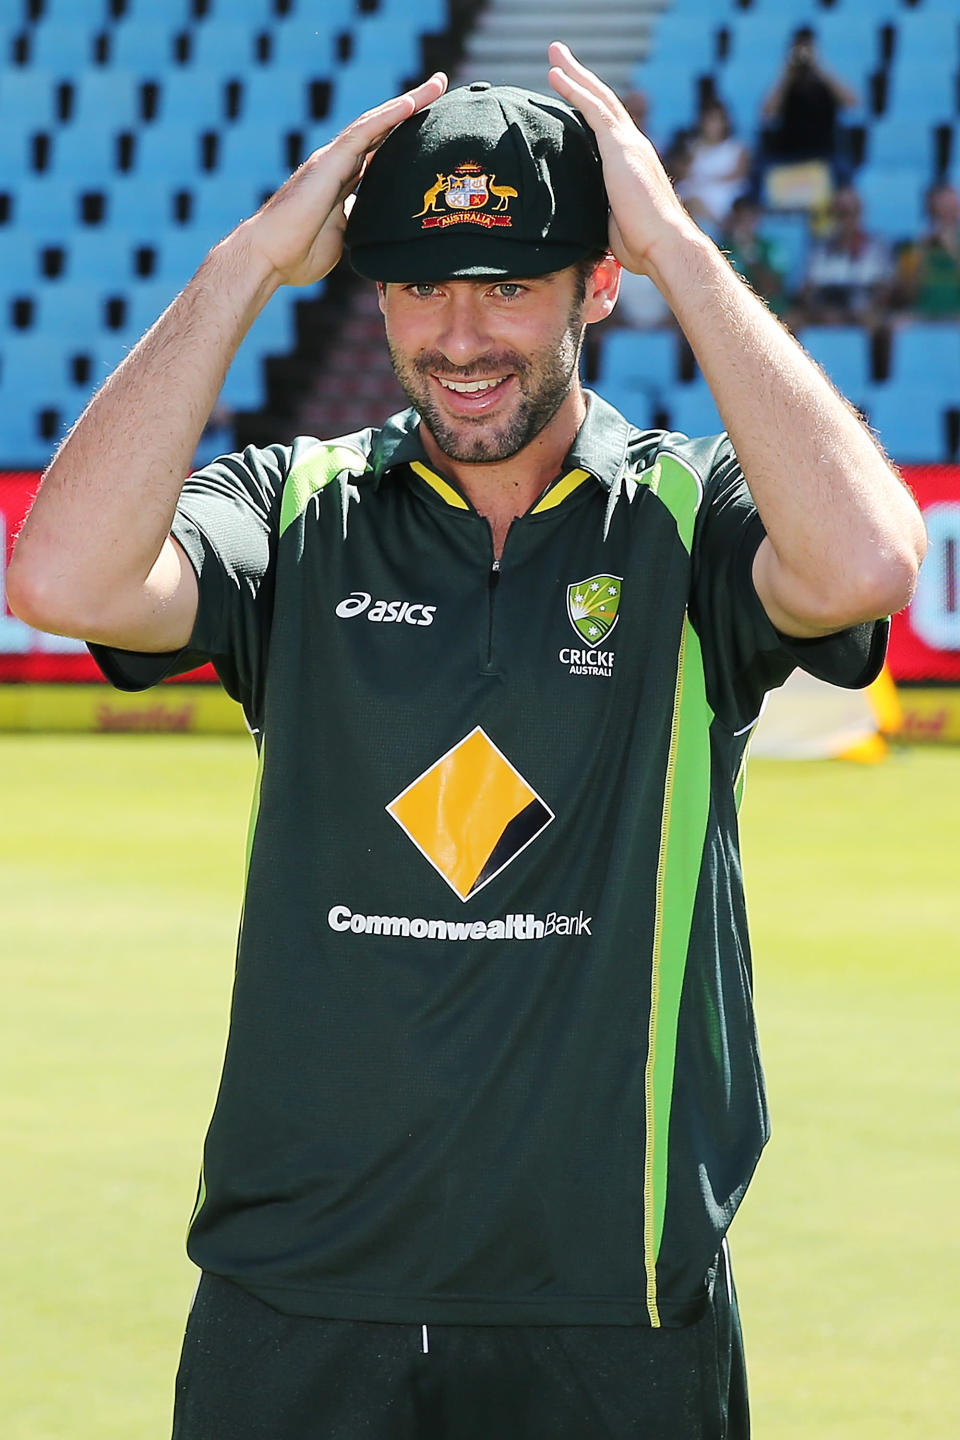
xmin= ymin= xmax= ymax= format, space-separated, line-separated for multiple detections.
xmin=494 ymin=282 xmax=525 ymax=299
xmin=406 ymin=283 xmax=439 ymax=298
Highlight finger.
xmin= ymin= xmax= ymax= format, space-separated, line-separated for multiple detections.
xmin=343 ymin=72 xmax=448 ymax=156
xmin=547 ymin=43 xmax=625 ymax=128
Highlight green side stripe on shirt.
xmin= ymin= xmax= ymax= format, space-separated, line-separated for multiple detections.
xmin=643 ymin=616 xmax=713 ymax=1326
xmin=279 ymin=443 xmax=369 ymax=536
xmin=647 ymin=453 xmax=703 ymax=552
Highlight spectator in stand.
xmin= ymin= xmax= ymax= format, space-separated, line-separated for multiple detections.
xmin=895 ymin=181 xmax=960 ymax=320
xmin=762 ymin=26 xmax=858 ymax=184
xmin=721 ymin=196 xmax=790 ymax=318
xmin=675 ymin=98 xmax=751 ymax=232
xmin=798 ymin=184 xmax=893 ymax=327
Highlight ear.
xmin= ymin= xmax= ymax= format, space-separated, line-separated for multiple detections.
xmin=582 ymin=255 xmax=622 ymax=325
xmin=376 ymin=280 xmax=387 ymax=315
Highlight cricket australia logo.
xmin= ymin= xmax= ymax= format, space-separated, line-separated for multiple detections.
xmin=414 ymin=161 xmax=516 ymax=232
xmin=559 ymin=575 xmax=622 ymax=677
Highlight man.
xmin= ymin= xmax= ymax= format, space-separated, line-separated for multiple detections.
xmin=8 ymin=43 xmax=924 ymax=1440
xmin=896 ymin=180 xmax=960 ymax=320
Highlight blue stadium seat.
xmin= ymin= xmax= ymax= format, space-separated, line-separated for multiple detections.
xmin=891 ymin=12 xmax=960 ymax=70
xmin=149 ymin=69 xmax=225 ymax=128
xmin=120 ymin=0 xmax=194 ymax=22
xmin=597 ymin=329 xmax=679 ymax=390
xmin=117 ymin=279 xmax=184 ymax=342
xmin=187 ymin=22 xmax=263 ymax=74
xmin=327 ymin=66 xmax=419 ymax=128
xmin=378 ymin=0 xmax=446 ymax=28
xmin=0 ymin=393 xmax=55 ymax=467
xmin=799 ymin=325 xmax=871 ymax=402
xmin=233 ymin=69 xmax=312 ymax=127
xmin=813 ymin=11 xmax=883 ymax=80
xmin=48 ymin=123 xmax=122 ymax=185
xmin=216 ymin=122 xmax=290 ymax=187
xmin=2 ymin=334 xmax=90 ymax=405
xmin=713 ymin=56 xmax=772 ymax=137
xmin=866 ymin=384 xmax=951 ymax=463
xmin=25 ymin=284 xmax=116 ymax=338
xmin=868 ymin=117 xmax=939 ymax=172
xmin=189 ymin=175 xmax=266 ymax=232
xmin=885 ymin=60 xmax=958 ymax=126
xmin=219 ymin=344 xmax=266 ymax=410
xmin=591 ymin=377 xmax=659 ymax=431
xmin=663 ymin=380 xmax=724 ymax=439
xmin=647 ymin=15 xmax=718 ymax=71
xmin=0 ymin=68 xmax=60 ymax=130
xmin=110 ymin=21 xmax=185 ymax=71
xmin=0 ymin=127 xmax=36 ymax=183
xmin=270 ymin=18 xmax=338 ymax=73
xmin=726 ymin=14 xmax=799 ymax=67
xmin=64 ymin=230 xmax=143 ymax=285
xmin=350 ymin=19 xmax=422 ymax=76
xmin=69 ymin=69 xmax=143 ymax=130
xmin=132 ymin=122 xmax=207 ymax=178
xmin=28 ymin=23 xmax=102 ymax=70
xmin=635 ymin=61 xmax=704 ymax=144
xmin=889 ymin=323 xmax=960 ymax=408
xmin=0 ymin=232 xmax=45 ymax=295
xmin=5 ymin=176 xmax=84 ymax=232
xmin=856 ymin=166 xmax=926 ymax=243
xmin=107 ymin=174 xmax=184 ymax=230
xmin=35 ymin=0 xmax=109 ymax=20
xmin=152 ymin=228 xmax=216 ymax=287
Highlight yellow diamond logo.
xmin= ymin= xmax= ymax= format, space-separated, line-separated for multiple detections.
xmin=386 ymin=727 xmax=554 ymax=902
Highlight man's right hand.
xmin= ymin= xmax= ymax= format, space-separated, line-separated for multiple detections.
xmin=236 ymin=73 xmax=448 ymax=289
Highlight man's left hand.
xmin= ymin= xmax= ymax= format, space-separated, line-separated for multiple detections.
xmin=547 ymin=41 xmax=697 ymax=277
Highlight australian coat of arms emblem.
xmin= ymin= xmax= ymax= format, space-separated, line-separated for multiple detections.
xmin=414 ymin=161 xmax=517 ymax=231
xmin=566 ymin=576 xmax=623 ymax=647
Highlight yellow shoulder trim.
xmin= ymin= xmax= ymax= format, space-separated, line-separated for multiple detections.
xmin=530 ymin=468 xmax=592 ymax=514
xmin=410 ymin=460 xmax=470 ymax=510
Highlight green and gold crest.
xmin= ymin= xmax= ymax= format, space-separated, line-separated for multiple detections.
xmin=566 ymin=575 xmax=622 ymax=646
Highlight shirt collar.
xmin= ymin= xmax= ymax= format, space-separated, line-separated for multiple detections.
xmin=372 ymin=389 xmax=633 ymax=499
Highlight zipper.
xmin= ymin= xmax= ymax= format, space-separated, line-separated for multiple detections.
xmin=485 ymin=555 xmax=500 ymax=671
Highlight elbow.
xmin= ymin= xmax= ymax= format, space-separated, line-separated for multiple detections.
xmin=834 ymin=543 xmax=924 ymax=628
xmin=6 ymin=548 xmax=87 ymax=639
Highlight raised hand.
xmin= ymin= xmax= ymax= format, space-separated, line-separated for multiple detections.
xmin=241 ymin=72 xmax=449 ymax=288
xmin=546 ymin=41 xmax=695 ymax=276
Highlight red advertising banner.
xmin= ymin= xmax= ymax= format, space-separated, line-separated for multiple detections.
xmin=888 ymin=465 xmax=960 ymax=683
xmin=3 ymin=464 xmax=959 ymax=685
xmin=0 ymin=470 xmax=215 ymax=683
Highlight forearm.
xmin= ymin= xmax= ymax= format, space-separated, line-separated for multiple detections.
xmin=9 ymin=230 xmax=278 ymax=635
xmin=646 ymin=227 xmax=926 ymax=631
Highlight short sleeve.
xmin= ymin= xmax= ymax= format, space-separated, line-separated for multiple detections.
xmin=685 ymin=435 xmax=888 ymax=732
xmin=89 ymin=444 xmax=288 ymax=724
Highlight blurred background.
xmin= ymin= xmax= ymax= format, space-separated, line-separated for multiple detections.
xmin=0 ymin=2 xmax=957 ymax=1437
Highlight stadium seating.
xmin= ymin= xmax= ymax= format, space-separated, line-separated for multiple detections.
xmin=799 ymin=325 xmax=872 ymax=403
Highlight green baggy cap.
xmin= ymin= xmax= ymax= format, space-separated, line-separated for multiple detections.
xmin=345 ymin=81 xmax=609 ymax=282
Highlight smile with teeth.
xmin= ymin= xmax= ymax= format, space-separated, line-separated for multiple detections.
xmin=436 ymin=376 xmax=507 ymax=393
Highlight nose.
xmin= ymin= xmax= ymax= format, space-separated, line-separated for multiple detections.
xmin=434 ymin=289 xmax=493 ymax=369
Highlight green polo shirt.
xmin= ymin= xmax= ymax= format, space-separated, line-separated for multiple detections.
xmin=92 ymin=394 xmax=885 ymax=1327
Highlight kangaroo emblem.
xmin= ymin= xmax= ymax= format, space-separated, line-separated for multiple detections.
xmin=412 ymin=174 xmax=449 ymax=217
xmin=488 ymin=174 xmax=518 ymax=212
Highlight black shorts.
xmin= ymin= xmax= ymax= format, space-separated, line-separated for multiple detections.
xmin=171 ymin=1249 xmax=748 ymax=1440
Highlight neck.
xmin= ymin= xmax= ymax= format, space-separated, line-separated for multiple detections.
xmin=419 ymin=386 xmax=588 ymax=556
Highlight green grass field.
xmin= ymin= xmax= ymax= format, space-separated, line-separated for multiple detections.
xmin=1 ymin=735 xmax=957 ymax=1438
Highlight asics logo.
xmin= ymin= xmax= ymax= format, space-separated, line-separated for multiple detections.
xmin=335 ymin=591 xmax=436 ymax=626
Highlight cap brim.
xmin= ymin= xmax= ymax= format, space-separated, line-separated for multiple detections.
xmin=348 ymin=235 xmax=597 ymax=283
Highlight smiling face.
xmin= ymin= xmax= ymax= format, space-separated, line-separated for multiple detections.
xmin=379 ymin=263 xmax=617 ymax=467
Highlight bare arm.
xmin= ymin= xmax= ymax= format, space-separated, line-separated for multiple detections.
xmin=549 ymin=43 xmax=925 ymax=638
xmin=7 ymin=74 xmax=447 ymax=654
